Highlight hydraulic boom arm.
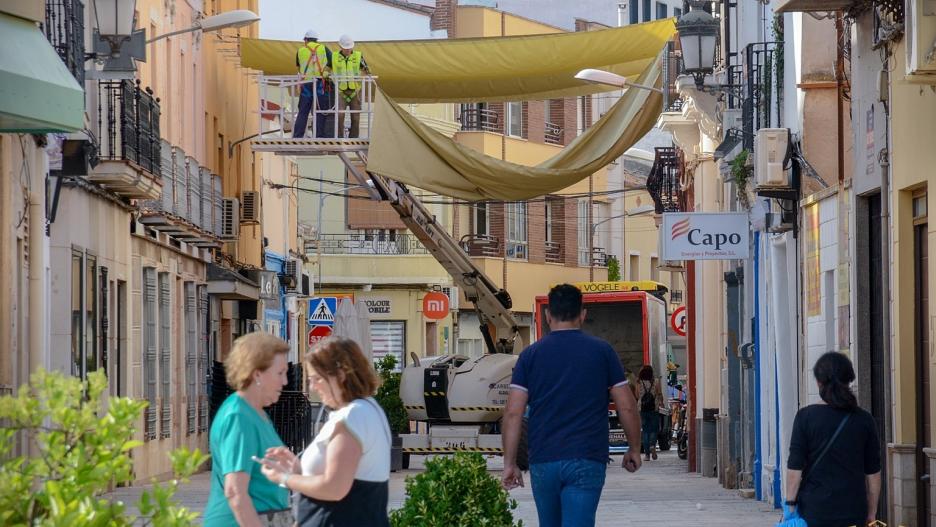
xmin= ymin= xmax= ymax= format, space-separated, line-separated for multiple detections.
xmin=347 ymin=152 xmax=521 ymax=354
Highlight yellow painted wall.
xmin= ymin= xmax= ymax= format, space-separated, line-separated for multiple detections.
xmin=319 ymin=255 xmax=449 ymax=285
xmin=456 ymin=6 xmax=563 ymax=38
xmin=469 ymin=257 xmax=607 ymax=314
xmin=889 ymin=39 xmax=936 ymax=445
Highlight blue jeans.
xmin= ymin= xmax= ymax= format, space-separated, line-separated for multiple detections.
xmin=640 ymin=410 xmax=660 ymax=454
xmin=530 ymin=459 xmax=606 ymax=527
xmin=292 ymin=83 xmax=334 ymax=138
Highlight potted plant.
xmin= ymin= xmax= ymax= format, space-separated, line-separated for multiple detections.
xmin=374 ymin=354 xmax=409 ymax=471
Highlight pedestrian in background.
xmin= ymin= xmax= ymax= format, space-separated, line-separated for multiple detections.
xmin=258 ymin=337 xmax=391 ymax=527
xmin=204 ymin=333 xmax=291 ymax=526
xmin=502 ymin=283 xmax=643 ymax=527
xmin=783 ymin=351 xmax=881 ymax=527
xmin=293 ymin=29 xmax=333 ymax=138
xmin=636 ymin=365 xmax=666 ymax=461
xmin=333 ymin=34 xmax=369 ymax=138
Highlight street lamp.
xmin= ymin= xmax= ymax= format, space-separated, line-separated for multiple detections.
xmin=675 ymin=1 xmax=720 ymax=90
xmin=574 ymin=69 xmax=664 ymax=94
xmin=146 ymin=9 xmax=260 ymax=44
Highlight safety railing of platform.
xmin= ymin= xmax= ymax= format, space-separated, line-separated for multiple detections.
xmin=258 ymin=75 xmax=378 ymax=141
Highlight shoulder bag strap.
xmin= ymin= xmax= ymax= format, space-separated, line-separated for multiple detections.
xmin=796 ymin=412 xmax=851 ymax=498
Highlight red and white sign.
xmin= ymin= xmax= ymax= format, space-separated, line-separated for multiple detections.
xmin=661 ymin=212 xmax=750 ymax=261
xmin=422 ymin=291 xmax=449 ymax=320
xmin=670 ymin=305 xmax=687 ymax=337
xmin=308 ymin=325 xmax=332 ymax=347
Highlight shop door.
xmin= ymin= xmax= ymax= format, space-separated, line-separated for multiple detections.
xmin=867 ymin=196 xmax=888 ymax=518
xmin=914 ymin=197 xmax=930 ymax=527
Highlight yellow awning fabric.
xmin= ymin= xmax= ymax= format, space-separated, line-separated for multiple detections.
xmin=365 ymin=57 xmax=663 ymax=201
xmin=239 ymin=18 xmax=675 ymax=103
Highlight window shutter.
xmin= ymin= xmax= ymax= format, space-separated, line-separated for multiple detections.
xmin=143 ymin=268 xmax=158 ymax=440
xmin=185 ymin=282 xmax=197 ymax=435
xmin=370 ymin=321 xmax=406 ymax=370
xmin=198 ymin=285 xmax=210 ymax=432
xmin=158 ymin=273 xmax=172 ymax=438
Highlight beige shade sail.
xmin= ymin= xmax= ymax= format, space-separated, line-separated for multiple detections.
xmin=365 ymin=56 xmax=663 ymax=201
xmin=239 ymin=18 xmax=675 ymax=103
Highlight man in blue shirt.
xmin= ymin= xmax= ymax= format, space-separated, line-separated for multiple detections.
xmin=502 ymin=284 xmax=643 ymax=527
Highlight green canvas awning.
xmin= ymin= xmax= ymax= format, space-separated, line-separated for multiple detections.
xmin=0 ymin=12 xmax=84 ymax=132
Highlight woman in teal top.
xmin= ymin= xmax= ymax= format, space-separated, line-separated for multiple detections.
xmin=204 ymin=333 xmax=291 ymax=526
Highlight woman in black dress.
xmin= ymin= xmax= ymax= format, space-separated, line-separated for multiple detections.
xmin=785 ymin=352 xmax=882 ymax=527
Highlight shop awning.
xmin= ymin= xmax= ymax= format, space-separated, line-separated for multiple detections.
xmin=366 ymin=56 xmax=663 ymax=201
xmin=0 ymin=12 xmax=84 ymax=132
xmin=239 ymin=18 xmax=675 ymax=103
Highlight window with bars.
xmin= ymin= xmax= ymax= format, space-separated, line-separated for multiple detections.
xmin=143 ymin=268 xmax=158 ymax=440
xmin=198 ymin=286 xmax=210 ymax=432
xmin=505 ymin=202 xmax=528 ymax=260
xmin=577 ymin=199 xmax=590 ymax=267
xmin=185 ymin=282 xmax=197 ymax=435
xmin=158 ymin=273 xmax=171 ymax=438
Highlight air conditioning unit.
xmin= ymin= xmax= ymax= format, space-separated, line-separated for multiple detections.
xmin=441 ymin=286 xmax=459 ymax=311
xmin=241 ymin=190 xmax=260 ymax=223
xmin=283 ymin=259 xmax=302 ymax=293
xmin=221 ymin=198 xmax=240 ymax=240
xmin=765 ymin=199 xmax=795 ymax=233
xmin=754 ymin=128 xmax=791 ymax=189
xmin=905 ymin=0 xmax=936 ymax=80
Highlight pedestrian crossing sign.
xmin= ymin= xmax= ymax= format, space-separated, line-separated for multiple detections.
xmin=308 ymin=297 xmax=337 ymax=326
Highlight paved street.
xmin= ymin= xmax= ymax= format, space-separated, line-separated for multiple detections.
xmin=108 ymin=450 xmax=779 ymax=525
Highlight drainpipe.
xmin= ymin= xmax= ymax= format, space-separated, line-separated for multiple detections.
xmin=28 ymin=147 xmax=49 ymax=376
xmin=753 ymin=232 xmax=762 ymax=500
xmin=879 ymin=59 xmax=893 ymax=480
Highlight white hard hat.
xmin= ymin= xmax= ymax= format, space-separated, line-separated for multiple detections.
xmin=338 ymin=34 xmax=354 ymax=49
xmin=304 ymin=29 xmax=319 ymax=40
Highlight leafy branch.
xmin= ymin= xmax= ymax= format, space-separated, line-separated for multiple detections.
xmin=730 ymin=149 xmax=754 ymax=210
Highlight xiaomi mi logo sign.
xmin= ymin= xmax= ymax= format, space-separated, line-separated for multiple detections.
xmin=423 ymin=291 xmax=450 ymax=320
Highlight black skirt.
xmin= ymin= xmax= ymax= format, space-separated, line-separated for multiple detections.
xmin=296 ymin=479 xmax=389 ymax=527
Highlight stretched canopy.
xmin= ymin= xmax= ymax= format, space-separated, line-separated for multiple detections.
xmin=239 ymin=18 xmax=675 ymax=103
xmin=366 ymin=57 xmax=663 ymax=201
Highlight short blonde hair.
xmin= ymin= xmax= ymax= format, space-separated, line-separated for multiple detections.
xmin=225 ymin=332 xmax=290 ymax=391
xmin=304 ymin=338 xmax=379 ymax=402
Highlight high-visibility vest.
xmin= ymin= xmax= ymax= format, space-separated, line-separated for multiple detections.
xmin=333 ymin=50 xmax=363 ymax=92
xmin=297 ymin=42 xmax=328 ymax=82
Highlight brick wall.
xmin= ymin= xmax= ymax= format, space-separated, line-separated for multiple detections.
xmin=526 ymin=101 xmax=545 ymax=144
xmin=488 ymin=102 xmax=506 ymax=135
xmin=431 ymin=0 xmax=457 ymax=35
xmin=521 ymin=102 xmax=530 ymax=140
xmin=346 ymin=187 xmax=407 ymax=230
xmin=562 ymin=98 xmax=578 ymax=145
xmin=558 ymin=197 xmax=580 ymax=267
xmin=528 ymin=199 xmax=546 ymax=263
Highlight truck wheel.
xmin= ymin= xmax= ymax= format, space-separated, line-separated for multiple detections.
xmin=402 ymin=452 xmax=410 ymax=470
xmin=516 ymin=417 xmax=530 ymax=471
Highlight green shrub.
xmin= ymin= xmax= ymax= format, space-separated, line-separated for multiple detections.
xmin=390 ymin=452 xmax=523 ymax=527
xmin=606 ymin=255 xmax=621 ymax=281
xmin=374 ymin=354 xmax=409 ymax=434
xmin=0 ymin=369 xmax=209 ymax=526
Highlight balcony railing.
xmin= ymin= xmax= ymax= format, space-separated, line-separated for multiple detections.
xmin=44 ymin=0 xmax=85 ymax=85
xmin=545 ymin=241 xmax=562 ymax=263
xmin=742 ymin=42 xmax=783 ymax=150
xmin=460 ymin=234 xmax=500 ymax=257
xmin=544 ymin=122 xmax=563 ymax=145
xmin=459 ymin=109 xmax=500 ymax=133
xmin=312 ymin=233 xmax=430 ymax=256
xmin=98 ymin=80 xmax=161 ymax=175
xmin=647 ymin=146 xmax=685 ymax=214
xmin=257 ymin=75 xmax=377 ymax=141
xmin=661 ymin=40 xmax=684 ymax=113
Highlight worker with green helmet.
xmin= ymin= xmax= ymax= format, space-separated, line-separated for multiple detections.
xmin=333 ymin=34 xmax=370 ymax=138
xmin=293 ymin=29 xmax=334 ymax=138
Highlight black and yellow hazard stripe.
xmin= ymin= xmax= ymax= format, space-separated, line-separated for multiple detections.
xmin=404 ymin=405 xmax=426 ymax=411
xmin=423 ymin=391 xmax=446 ymax=397
xmin=449 ymin=406 xmax=504 ymax=412
xmin=402 ymin=447 xmax=503 ymax=454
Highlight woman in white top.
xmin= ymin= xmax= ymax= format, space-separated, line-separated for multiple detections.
xmin=259 ymin=337 xmax=391 ymax=527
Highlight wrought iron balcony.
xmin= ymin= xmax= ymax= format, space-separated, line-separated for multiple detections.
xmin=545 ymin=241 xmax=562 ymax=263
xmin=661 ymin=40 xmax=684 ymax=113
xmin=43 ymin=0 xmax=85 ymax=85
xmin=90 ymin=80 xmax=163 ymax=199
xmin=459 ymin=109 xmax=500 ymax=133
xmin=460 ymin=234 xmax=501 ymax=257
xmin=741 ymin=42 xmax=783 ymax=150
xmin=544 ymin=122 xmax=563 ymax=145
xmin=313 ymin=233 xmax=430 ymax=256
xmin=647 ymin=146 xmax=685 ymax=214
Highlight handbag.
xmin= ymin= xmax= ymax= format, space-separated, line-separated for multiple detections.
xmin=259 ymin=508 xmax=295 ymax=527
xmin=776 ymin=413 xmax=851 ymax=527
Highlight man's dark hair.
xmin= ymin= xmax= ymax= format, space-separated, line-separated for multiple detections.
xmin=547 ymin=284 xmax=583 ymax=322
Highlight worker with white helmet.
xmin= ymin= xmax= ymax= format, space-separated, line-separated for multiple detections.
xmin=293 ymin=29 xmax=334 ymax=138
xmin=332 ymin=34 xmax=370 ymax=138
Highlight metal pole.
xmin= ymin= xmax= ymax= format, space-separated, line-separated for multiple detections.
xmin=317 ymin=170 xmax=324 ymax=285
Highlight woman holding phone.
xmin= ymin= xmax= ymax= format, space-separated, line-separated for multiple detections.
xmin=258 ymin=337 xmax=392 ymax=527
xmin=203 ymin=333 xmax=292 ymax=527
